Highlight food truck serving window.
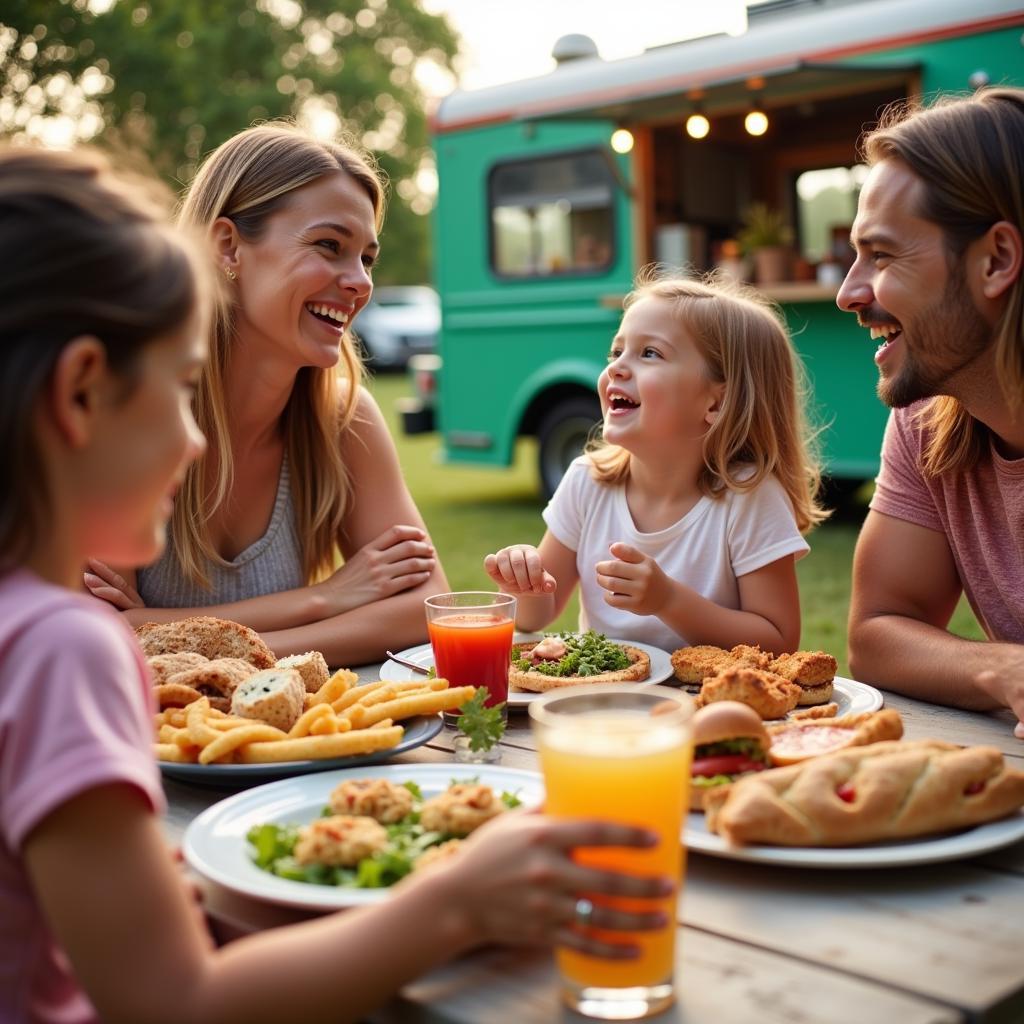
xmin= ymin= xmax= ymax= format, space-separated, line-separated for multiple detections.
xmin=795 ymin=164 xmax=869 ymax=265
xmin=489 ymin=149 xmax=615 ymax=278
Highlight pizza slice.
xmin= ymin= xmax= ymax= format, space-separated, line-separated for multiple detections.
xmin=509 ymin=630 xmax=651 ymax=692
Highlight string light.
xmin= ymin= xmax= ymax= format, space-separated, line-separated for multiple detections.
xmin=611 ymin=128 xmax=634 ymax=154
xmin=685 ymin=111 xmax=710 ymax=140
xmin=745 ymin=107 xmax=769 ymax=136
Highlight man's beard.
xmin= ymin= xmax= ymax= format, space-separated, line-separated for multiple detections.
xmin=879 ymin=273 xmax=991 ymax=409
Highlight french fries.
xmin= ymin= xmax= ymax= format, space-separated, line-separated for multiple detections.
xmin=153 ymin=671 xmax=475 ymax=767
xmin=237 ymin=727 xmax=404 ymax=763
xmin=344 ymin=685 xmax=476 ymax=729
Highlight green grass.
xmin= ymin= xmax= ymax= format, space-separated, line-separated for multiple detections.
xmin=368 ymin=372 xmax=984 ymax=676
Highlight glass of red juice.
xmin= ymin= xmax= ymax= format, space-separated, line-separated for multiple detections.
xmin=424 ymin=592 xmax=516 ymax=724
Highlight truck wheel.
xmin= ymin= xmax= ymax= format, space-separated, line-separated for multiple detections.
xmin=536 ymin=396 xmax=602 ymax=500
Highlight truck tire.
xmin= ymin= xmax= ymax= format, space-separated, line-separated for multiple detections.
xmin=536 ymin=395 xmax=602 ymax=500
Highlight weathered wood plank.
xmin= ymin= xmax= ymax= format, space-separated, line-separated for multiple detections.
xmin=883 ymin=692 xmax=1024 ymax=761
xmin=367 ymin=929 xmax=961 ymax=1024
xmin=682 ymin=855 xmax=1024 ymax=1017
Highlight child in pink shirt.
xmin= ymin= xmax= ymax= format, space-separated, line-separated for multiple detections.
xmin=0 ymin=146 xmax=671 ymax=1024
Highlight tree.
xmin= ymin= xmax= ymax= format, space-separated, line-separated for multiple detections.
xmin=0 ymin=0 xmax=460 ymax=284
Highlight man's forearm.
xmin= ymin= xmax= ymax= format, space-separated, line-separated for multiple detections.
xmin=848 ymin=612 xmax=1008 ymax=711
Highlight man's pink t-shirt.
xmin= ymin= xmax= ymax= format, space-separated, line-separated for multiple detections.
xmin=870 ymin=403 xmax=1024 ymax=642
xmin=0 ymin=569 xmax=163 ymax=1024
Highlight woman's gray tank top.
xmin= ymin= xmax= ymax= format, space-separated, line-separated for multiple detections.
xmin=137 ymin=458 xmax=304 ymax=608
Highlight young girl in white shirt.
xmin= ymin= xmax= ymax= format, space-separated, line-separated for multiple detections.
xmin=485 ymin=271 xmax=827 ymax=654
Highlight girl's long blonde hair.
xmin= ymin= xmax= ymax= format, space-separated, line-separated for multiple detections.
xmin=861 ymin=88 xmax=1024 ymax=477
xmin=587 ymin=269 xmax=827 ymax=533
xmin=174 ymin=122 xmax=386 ymax=587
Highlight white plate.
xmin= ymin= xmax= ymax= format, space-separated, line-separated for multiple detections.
xmin=184 ymin=763 xmax=545 ymax=911
xmin=685 ymin=809 xmax=1024 ymax=869
xmin=380 ymin=637 xmax=674 ymax=707
xmin=818 ymin=676 xmax=882 ymax=717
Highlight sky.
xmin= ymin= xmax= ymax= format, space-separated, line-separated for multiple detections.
xmin=419 ymin=0 xmax=750 ymax=95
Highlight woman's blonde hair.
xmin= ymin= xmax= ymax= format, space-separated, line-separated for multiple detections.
xmin=862 ymin=88 xmax=1024 ymax=477
xmin=587 ymin=269 xmax=827 ymax=533
xmin=175 ymin=122 xmax=386 ymax=586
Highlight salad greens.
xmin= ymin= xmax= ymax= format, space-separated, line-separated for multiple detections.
xmin=512 ymin=630 xmax=631 ymax=678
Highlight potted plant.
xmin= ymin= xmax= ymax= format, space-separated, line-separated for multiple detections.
xmin=738 ymin=203 xmax=794 ymax=285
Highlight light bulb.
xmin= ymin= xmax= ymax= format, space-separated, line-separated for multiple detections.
xmin=745 ymin=110 xmax=769 ymax=136
xmin=611 ymin=128 xmax=634 ymax=154
xmin=686 ymin=113 xmax=710 ymax=140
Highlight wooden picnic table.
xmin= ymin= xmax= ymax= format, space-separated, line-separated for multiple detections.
xmin=162 ymin=669 xmax=1024 ymax=1024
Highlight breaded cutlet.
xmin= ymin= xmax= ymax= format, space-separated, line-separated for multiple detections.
xmin=698 ymin=666 xmax=803 ymax=720
xmin=670 ymin=645 xmax=735 ymax=686
xmin=769 ymin=650 xmax=838 ymax=686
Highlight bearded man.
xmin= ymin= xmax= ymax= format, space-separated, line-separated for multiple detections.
xmin=839 ymin=88 xmax=1024 ymax=738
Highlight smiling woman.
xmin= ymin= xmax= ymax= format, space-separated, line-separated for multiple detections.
xmin=83 ymin=123 xmax=448 ymax=665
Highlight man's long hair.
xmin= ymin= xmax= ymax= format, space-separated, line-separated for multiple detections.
xmin=863 ymin=88 xmax=1024 ymax=476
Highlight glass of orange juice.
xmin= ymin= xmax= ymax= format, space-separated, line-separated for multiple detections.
xmin=424 ymin=592 xmax=516 ymax=726
xmin=529 ymin=684 xmax=694 ymax=1020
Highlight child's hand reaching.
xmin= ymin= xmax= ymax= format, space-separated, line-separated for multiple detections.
xmin=484 ymin=545 xmax=557 ymax=595
xmin=596 ymin=542 xmax=672 ymax=615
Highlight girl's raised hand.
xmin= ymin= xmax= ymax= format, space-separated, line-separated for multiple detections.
xmin=595 ymin=542 xmax=671 ymax=615
xmin=426 ymin=809 xmax=672 ymax=956
xmin=484 ymin=544 xmax=556 ymax=595
xmin=83 ymin=559 xmax=145 ymax=610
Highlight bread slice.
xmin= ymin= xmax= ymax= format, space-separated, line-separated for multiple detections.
xmin=147 ymin=652 xmax=208 ymax=686
xmin=275 ymin=651 xmax=330 ymax=693
xmin=137 ymin=616 xmax=276 ymax=669
xmin=230 ymin=668 xmax=305 ymax=731
xmin=704 ymin=739 xmax=1024 ymax=847
xmin=509 ymin=641 xmax=650 ymax=692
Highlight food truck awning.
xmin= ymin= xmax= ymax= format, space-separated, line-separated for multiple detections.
xmin=432 ymin=0 xmax=1023 ymax=133
xmin=526 ymin=60 xmax=921 ymax=125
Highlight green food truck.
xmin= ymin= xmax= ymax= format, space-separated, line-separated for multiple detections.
xmin=402 ymin=0 xmax=1024 ymax=497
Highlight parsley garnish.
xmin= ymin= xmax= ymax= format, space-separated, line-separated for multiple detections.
xmin=456 ymin=689 xmax=506 ymax=751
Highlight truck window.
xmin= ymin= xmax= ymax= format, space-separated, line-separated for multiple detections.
xmin=795 ymin=164 xmax=869 ymax=266
xmin=489 ymin=149 xmax=615 ymax=277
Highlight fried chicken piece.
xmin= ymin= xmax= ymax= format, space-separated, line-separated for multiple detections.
xmin=698 ymin=666 xmax=802 ymax=720
xmin=769 ymin=650 xmax=838 ymax=687
xmin=670 ymin=645 xmax=733 ymax=687
xmin=790 ymin=702 xmax=839 ymax=721
xmin=136 ymin=615 xmax=276 ymax=669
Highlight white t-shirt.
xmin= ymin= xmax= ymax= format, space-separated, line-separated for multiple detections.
xmin=542 ymin=457 xmax=809 ymax=652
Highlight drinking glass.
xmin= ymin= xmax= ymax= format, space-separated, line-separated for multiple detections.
xmin=424 ymin=591 xmax=516 ymax=726
xmin=529 ymin=684 xmax=694 ymax=1020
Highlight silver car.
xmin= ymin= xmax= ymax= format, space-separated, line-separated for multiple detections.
xmin=353 ymin=285 xmax=440 ymax=369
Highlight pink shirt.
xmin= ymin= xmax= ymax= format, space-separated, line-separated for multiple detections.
xmin=0 ymin=570 xmax=163 ymax=1024
xmin=870 ymin=404 xmax=1024 ymax=642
